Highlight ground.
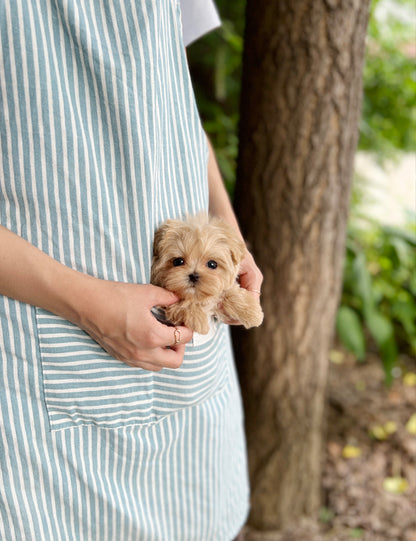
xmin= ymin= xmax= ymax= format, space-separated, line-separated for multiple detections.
xmin=245 ymin=351 xmax=416 ymax=541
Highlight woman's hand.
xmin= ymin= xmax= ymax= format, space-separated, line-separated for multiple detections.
xmin=238 ymin=249 xmax=263 ymax=298
xmin=72 ymin=280 xmax=193 ymax=372
xmin=218 ymin=250 xmax=263 ymax=327
xmin=0 ymin=226 xmax=192 ymax=371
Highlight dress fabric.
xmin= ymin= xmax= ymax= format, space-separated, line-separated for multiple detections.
xmin=0 ymin=1 xmax=249 ymax=539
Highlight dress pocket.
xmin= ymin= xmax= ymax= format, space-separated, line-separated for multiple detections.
xmin=36 ymin=309 xmax=229 ymax=431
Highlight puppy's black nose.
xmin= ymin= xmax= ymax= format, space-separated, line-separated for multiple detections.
xmin=188 ymin=272 xmax=200 ymax=284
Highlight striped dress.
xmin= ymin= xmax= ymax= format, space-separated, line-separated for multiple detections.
xmin=0 ymin=1 xmax=249 ymax=539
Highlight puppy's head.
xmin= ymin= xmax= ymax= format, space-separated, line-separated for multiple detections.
xmin=151 ymin=213 xmax=246 ymax=301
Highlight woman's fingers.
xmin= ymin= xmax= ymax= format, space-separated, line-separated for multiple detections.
xmin=238 ymin=251 xmax=263 ymax=297
xmin=157 ymin=323 xmax=193 ymax=348
xmin=77 ymin=281 xmax=194 ymax=372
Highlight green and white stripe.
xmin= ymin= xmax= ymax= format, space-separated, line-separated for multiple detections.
xmin=0 ymin=0 xmax=248 ymax=539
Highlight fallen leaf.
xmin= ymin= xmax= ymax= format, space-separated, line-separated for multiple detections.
xmin=382 ymin=476 xmax=409 ymax=494
xmin=355 ymin=380 xmax=366 ymax=392
xmin=384 ymin=421 xmax=398 ymax=435
xmin=403 ymin=372 xmax=416 ymax=386
xmin=370 ymin=425 xmax=388 ymax=440
xmin=329 ymin=350 xmax=345 ymax=364
xmin=369 ymin=421 xmax=397 ymax=440
xmin=350 ymin=529 xmax=364 ymax=539
xmin=405 ymin=413 xmax=416 ymax=435
xmin=342 ymin=445 xmax=362 ymax=459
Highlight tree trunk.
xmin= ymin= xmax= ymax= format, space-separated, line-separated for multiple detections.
xmin=233 ymin=0 xmax=371 ymax=533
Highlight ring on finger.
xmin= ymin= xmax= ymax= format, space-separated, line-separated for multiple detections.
xmin=172 ymin=327 xmax=181 ymax=346
xmin=250 ymin=289 xmax=261 ymax=295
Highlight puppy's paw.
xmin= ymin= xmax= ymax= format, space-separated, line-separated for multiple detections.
xmin=184 ymin=310 xmax=210 ymax=335
xmin=164 ymin=303 xmax=186 ymax=328
xmin=220 ymin=287 xmax=264 ymax=329
xmin=241 ymin=295 xmax=264 ymax=328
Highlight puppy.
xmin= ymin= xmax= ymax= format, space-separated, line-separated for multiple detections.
xmin=151 ymin=213 xmax=264 ymax=335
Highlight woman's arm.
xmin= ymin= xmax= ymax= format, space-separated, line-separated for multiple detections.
xmin=206 ymin=136 xmax=263 ymax=296
xmin=0 ymin=225 xmax=192 ymax=370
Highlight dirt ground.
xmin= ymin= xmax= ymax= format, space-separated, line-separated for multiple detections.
xmin=245 ymin=351 xmax=416 ymax=541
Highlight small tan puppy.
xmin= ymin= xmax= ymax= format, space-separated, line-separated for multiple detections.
xmin=151 ymin=213 xmax=264 ymax=334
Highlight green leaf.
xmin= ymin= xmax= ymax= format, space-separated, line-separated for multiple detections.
xmin=365 ymin=310 xmax=398 ymax=383
xmin=392 ymin=301 xmax=416 ymax=336
xmin=350 ymin=528 xmax=364 ymax=539
xmin=336 ymin=306 xmax=366 ymax=360
xmin=365 ymin=310 xmax=394 ymax=345
xmin=352 ymin=253 xmax=375 ymax=316
xmin=388 ymin=228 xmax=416 ymax=250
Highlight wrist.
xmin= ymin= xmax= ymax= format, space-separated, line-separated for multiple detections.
xmin=0 ymin=226 xmax=101 ymax=325
xmin=45 ymin=267 xmax=98 ymax=326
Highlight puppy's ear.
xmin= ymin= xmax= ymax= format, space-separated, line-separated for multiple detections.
xmin=212 ymin=217 xmax=247 ymax=266
xmin=153 ymin=221 xmax=172 ymax=257
xmin=228 ymin=236 xmax=246 ymax=266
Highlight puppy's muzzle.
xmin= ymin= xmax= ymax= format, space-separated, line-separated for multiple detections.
xmin=188 ymin=272 xmax=200 ymax=284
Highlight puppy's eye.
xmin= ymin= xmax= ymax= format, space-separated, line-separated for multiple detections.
xmin=207 ymin=260 xmax=217 ymax=269
xmin=172 ymin=257 xmax=185 ymax=267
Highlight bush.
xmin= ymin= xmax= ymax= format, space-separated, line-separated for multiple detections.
xmin=359 ymin=0 xmax=416 ymax=157
xmin=337 ymin=216 xmax=416 ymax=383
xmin=337 ymin=0 xmax=416 ymax=380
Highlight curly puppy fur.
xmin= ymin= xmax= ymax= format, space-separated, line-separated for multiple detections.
xmin=151 ymin=213 xmax=263 ymax=334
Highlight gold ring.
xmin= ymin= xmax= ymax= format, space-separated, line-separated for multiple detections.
xmin=173 ymin=327 xmax=181 ymax=346
xmin=250 ymin=289 xmax=261 ymax=295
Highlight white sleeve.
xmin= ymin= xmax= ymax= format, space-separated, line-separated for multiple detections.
xmin=179 ymin=0 xmax=221 ymax=47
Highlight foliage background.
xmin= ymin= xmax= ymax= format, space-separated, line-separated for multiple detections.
xmin=187 ymin=0 xmax=416 ymax=379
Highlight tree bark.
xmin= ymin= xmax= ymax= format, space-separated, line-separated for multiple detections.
xmin=233 ymin=0 xmax=371 ymax=533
